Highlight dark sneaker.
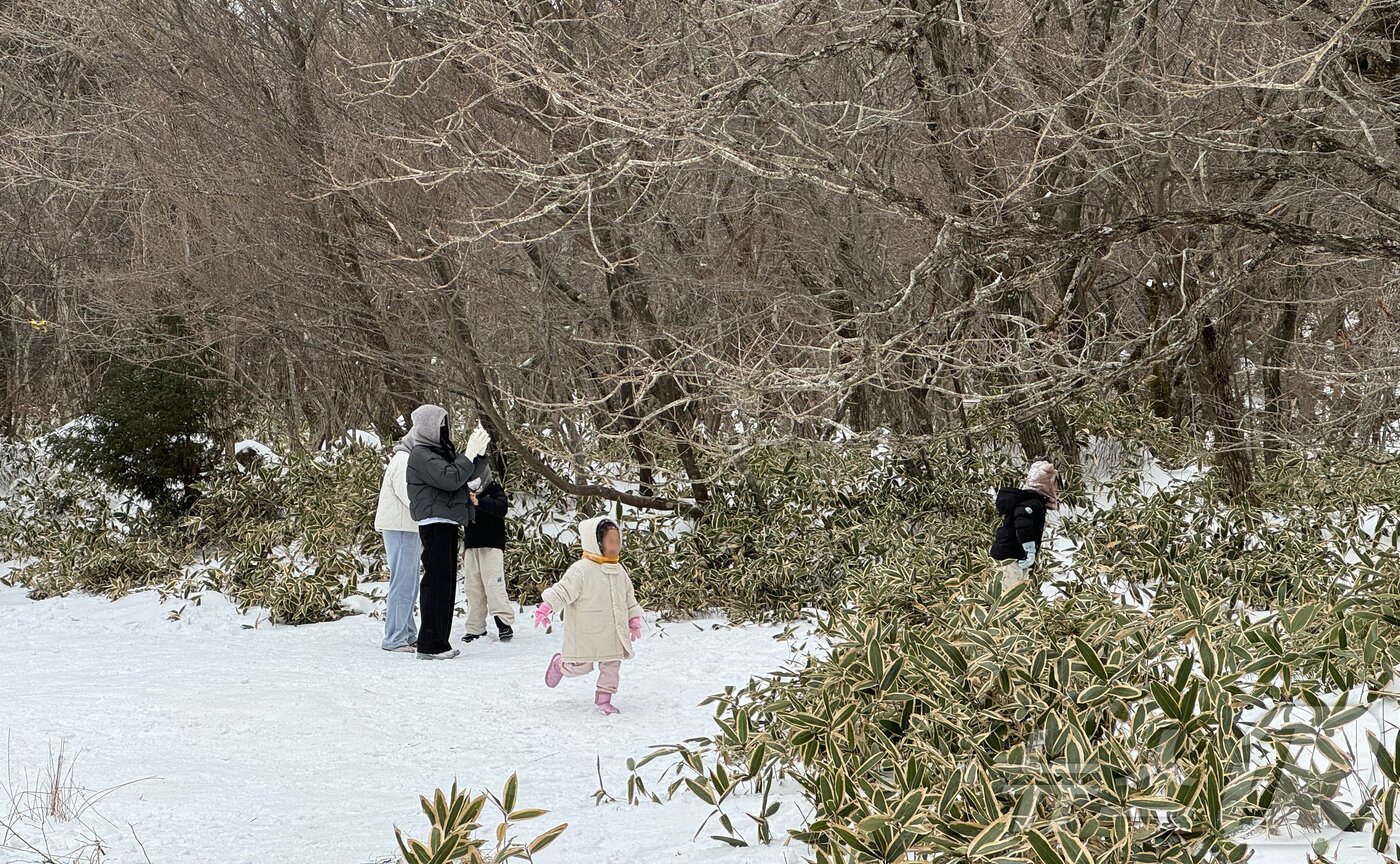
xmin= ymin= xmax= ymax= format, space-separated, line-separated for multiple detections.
xmin=462 ymin=632 xmax=484 ymax=644
xmin=495 ymin=617 xmax=514 ymax=642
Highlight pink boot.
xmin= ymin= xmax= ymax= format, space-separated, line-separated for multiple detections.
xmin=595 ymin=691 xmax=621 ymax=716
xmin=544 ymin=653 xmax=563 ymax=689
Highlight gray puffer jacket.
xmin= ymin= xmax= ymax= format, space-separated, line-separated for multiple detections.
xmin=406 ymin=444 xmax=491 ymax=525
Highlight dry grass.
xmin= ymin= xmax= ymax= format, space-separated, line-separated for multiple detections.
xmin=4 ymin=744 xmax=86 ymax=827
xmin=1 ymin=741 xmax=150 ymax=864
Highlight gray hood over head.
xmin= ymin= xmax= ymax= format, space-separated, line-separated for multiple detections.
xmin=395 ymin=404 xmax=448 ymax=454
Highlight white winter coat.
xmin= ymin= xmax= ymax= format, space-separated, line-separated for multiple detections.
xmin=541 ymin=516 xmax=644 ymax=663
xmin=373 ymin=451 xmax=418 ymax=533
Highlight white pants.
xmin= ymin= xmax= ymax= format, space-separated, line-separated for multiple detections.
xmin=461 ymin=547 xmax=514 ymax=635
xmin=998 ymin=559 xmax=1028 ymax=591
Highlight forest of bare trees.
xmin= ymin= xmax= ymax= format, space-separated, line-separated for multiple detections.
xmin=3 ymin=0 xmax=1398 ymax=507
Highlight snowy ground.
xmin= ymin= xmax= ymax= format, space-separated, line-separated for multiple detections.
xmin=0 ymin=585 xmax=810 ymax=864
xmin=1 ymin=587 xmax=1389 ymax=864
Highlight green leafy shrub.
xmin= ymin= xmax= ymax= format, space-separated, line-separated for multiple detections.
xmin=635 ymin=451 xmax=1400 ymax=863
xmin=7 ymin=416 xmax=1023 ymax=624
xmin=3 ymin=440 xmax=383 ymax=623
xmin=54 ymin=318 xmax=230 ymax=518
xmin=648 ymin=585 xmax=1400 ymax=862
xmin=173 ymin=448 xmax=383 ymax=622
xmin=500 ymin=439 xmax=1017 ymax=622
xmin=394 ymin=774 xmax=567 ymax=864
xmin=21 ymin=532 xmax=187 ymax=601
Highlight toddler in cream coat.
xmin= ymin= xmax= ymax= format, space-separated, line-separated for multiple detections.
xmin=534 ymin=516 xmax=643 ymax=715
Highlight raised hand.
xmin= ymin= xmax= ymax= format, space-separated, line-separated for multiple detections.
xmin=463 ymin=424 xmax=492 ymax=460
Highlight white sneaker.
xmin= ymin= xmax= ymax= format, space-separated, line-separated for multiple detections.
xmin=417 ymin=648 xmax=461 ymax=660
xmin=382 ymin=644 xmax=417 ymax=653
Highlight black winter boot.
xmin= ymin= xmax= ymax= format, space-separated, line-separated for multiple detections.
xmin=495 ymin=616 xmax=514 ymax=643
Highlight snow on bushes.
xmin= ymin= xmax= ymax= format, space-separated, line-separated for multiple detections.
xmin=627 ymin=450 xmax=1400 ymax=862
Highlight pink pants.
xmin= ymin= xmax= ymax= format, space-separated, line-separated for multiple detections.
xmin=562 ymin=660 xmax=621 ymax=694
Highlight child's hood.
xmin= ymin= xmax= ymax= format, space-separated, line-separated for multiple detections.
xmin=995 ymin=487 xmax=1045 ymax=515
xmin=579 ymin=515 xmax=622 ymax=556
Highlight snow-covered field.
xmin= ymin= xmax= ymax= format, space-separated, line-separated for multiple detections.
xmin=0 ymin=585 xmax=809 ymax=864
xmin=2 ymin=584 xmax=1390 ymax=864
xmin=3 ymin=441 xmax=1397 ymax=864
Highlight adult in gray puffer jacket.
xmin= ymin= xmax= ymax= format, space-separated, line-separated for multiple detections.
xmin=399 ymin=404 xmax=492 ymax=659
xmin=403 ymin=405 xmax=492 ymax=526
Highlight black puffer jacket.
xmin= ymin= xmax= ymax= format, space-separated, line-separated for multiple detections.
xmin=989 ymin=487 xmax=1049 ymax=561
xmin=406 ymin=444 xmax=491 ymax=526
xmin=463 ymin=480 xmax=510 ymax=550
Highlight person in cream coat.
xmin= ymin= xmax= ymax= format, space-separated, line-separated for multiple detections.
xmin=533 ymin=516 xmax=643 ymax=715
xmin=373 ymin=443 xmax=421 ymax=652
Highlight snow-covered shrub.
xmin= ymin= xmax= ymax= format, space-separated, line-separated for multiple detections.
xmin=4 ymin=439 xmax=383 ymax=624
xmin=638 ymin=453 xmax=1400 ymax=862
xmin=1059 ymin=455 xmax=1400 ymax=611
xmin=22 ymin=533 xmax=186 ymax=601
xmin=502 ymin=439 xmax=1017 ymax=621
xmin=177 ymin=447 xmax=381 ymax=557
xmin=201 ymin=547 xmax=356 ymax=626
xmin=1 ymin=437 xmax=186 ymax=598
xmin=171 ymin=446 xmax=382 ymax=623
xmin=0 ymin=439 xmax=124 ymax=553
xmin=688 ymin=586 xmax=1397 ymax=861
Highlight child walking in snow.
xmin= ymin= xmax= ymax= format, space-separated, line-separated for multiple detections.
xmin=533 ymin=516 xmax=643 ymax=715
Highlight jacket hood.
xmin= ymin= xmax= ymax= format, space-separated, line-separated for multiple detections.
xmin=395 ymin=404 xmax=448 ymax=454
xmin=579 ymin=515 xmax=621 ymax=556
xmin=995 ymin=487 xmax=1045 ymax=515
xmin=1024 ymin=460 xmax=1060 ymax=507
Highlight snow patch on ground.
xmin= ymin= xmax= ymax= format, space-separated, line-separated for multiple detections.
xmin=0 ymin=586 xmax=810 ymax=864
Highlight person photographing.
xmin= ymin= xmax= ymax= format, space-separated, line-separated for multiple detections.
xmin=403 ymin=404 xmax=492 ymax=659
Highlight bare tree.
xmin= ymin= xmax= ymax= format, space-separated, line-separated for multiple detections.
xmin=3 ymin=0 xmax=1398 ymax=504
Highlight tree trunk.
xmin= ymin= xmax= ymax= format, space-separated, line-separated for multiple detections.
xmin=1260 ymin=301 xmax=1299 ymax=464
xmin=1195 ymin=318 xmax=1255 ymax=503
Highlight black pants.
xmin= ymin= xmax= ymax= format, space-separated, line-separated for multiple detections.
xmin=417 ymin=522 xmax=460 ymax=655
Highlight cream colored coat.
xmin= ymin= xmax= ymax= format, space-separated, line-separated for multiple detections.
xmin=541 ymin=516 xmax=644 ymax=663
xmin=373 ymin=451 xmax=417 ymax=533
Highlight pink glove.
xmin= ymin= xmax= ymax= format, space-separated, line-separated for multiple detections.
xmin=629 ymin=616 xmax=642 ymax=642
xmin=533 ymin=603 xmax=553 ymax=629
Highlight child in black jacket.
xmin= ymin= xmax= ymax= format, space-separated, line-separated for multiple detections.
xmin=990 ymin=459 xmax=1059 ymax=590
xmin=461 ymin=478 xmax=514 ymax=643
